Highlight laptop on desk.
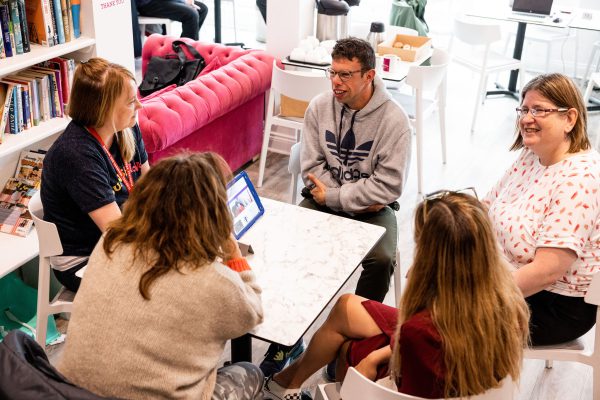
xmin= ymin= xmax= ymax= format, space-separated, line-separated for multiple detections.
xmin=510 ymin=0 xmax=553 ymax=21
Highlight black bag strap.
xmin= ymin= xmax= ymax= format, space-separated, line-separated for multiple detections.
xmin=172 ymin=40 xmax=204 ymax=61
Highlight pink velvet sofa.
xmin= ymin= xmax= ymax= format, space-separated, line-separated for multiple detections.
xmin=138 ymin=35 xmax=277 ymax=171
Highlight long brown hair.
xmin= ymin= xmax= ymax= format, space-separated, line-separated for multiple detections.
xmin=103 ymin=152 xmax=234 ymax=300
xmin=390 ymin=193 xmax=529 ymax=398
xmin=511 ymin=73 xmax=589 ymax=152
xmin=68 ymin=57 xmax=137 ymax=162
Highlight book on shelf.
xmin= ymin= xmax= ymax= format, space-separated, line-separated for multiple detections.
xmin=0 ymin=83 xmax=14 ymax=143
xmin=0 ymin=17 xmax=4 ymax=58
xmin=3 ymin=82 xmax=18 ymax=134
xmin=7 ymin=0 xmax=23 ymax=54
xmin=48 ymin=0 xmax=59 ymax=45
xmin=16 ymin=0 xmax=29 ymax=52
xmin=25 ymin=0 xmax=54 ymax=46
xmin=19 ymin=70 xmax=49 ymax=122
xmin=12 ymin=74 xmax=40 ymax=127
xmin=0 ymin=58 xmax=74 ymax=139
xmin=3 ymin=76 xmax=35 ymax=129
xmin=70 ymin=0 xmax=79 ymax=38
xmin=18 ymin=70 xmax=49 ymax=122
xmin=2 ymin=77 xmax=30 ymax=130
xmin=59 ymin=0 xmax=69 ymax=42
xmin=0 ymin=3 xmax=11 ymax=57
xmin=30 ymin=66 xmax=61 ymax=117
xmin=0 ymin=80 xmax=23 ymax=133
xmin=0 ymin=150 xmax=45 ymax=237
xmin=45 ymin=58 xmax=69 ymax=108
xmin=65 ymin=0 xmax=73 ymax=42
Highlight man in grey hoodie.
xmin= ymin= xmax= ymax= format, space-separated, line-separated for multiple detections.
xmin=300 ymin=37 xmax=412 ymax=303
xmin=259 ymin=37 xmax=411 ymax=382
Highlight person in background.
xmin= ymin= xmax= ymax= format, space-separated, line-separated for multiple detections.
xmin=264 ymin=191 xmax=529 ymax=399
xmin=131 ymin=0 xmax=143 ymax=58
xmin=136 ymin=0 xmax=208 ymax=41
xmin=259 ymin=36 xmax=412 ymax=380
xmin=41 ymin=58 xmax=149 ymax=292
xmin=58 ymin=153 xmax=264 ymax=400
xmin=484 ymin=73 xmax=600 ymax=346
xmin=256 ymin=0 xmax=266 ymax=22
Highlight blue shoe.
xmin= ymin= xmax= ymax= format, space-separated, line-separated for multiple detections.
xmin=259 ymin=339 xmax=305 ymax=377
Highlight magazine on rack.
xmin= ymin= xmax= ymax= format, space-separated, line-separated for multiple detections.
xmin=0 ymin=149 xmax=45 ymax=236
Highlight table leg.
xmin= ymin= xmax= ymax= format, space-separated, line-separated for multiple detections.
xmin=487 ymin=21 xmax=526 ymax=100
xmin=231 ymin=334 xmax=252 ymax=362
xmin=214 ymin=0 xmax=221 ymax=43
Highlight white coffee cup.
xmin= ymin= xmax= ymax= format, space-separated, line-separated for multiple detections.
xmin=383 ymin=54 xmax=401 ymax=73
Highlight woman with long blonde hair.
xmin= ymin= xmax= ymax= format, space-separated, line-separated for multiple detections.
xmin=41 ymin=57 xmax=149 ymax=292
xmin=265 ymin=191 xmax=529 ymax=399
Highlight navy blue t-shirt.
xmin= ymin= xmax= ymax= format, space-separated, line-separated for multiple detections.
xmin=41 ymin=122 xmax=148 ymax=257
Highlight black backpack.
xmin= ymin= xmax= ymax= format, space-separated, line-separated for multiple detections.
xmin=138 ymin=40 xmax=206 ymax=97
xmin=0 ymin=330 xmax=119 ymax=399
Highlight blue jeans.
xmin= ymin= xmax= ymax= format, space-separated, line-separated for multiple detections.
xmin=137 ymin=0 xmax=208 ymax=40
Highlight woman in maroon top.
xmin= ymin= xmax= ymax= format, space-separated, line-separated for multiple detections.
xmin=264 ymin=192 xmax=530 ymax=399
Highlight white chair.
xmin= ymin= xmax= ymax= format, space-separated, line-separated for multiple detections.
xmin=28 ymin=192 xmax=74 ymax=348
xmin=390 ymin=48 xmax=449 ymax=196
xmin=315 ymin=367 xmax=515 ymax=400
xmin=138 ymin=15 xmax=174 ymax=37
xmin=584 ymin=72 xmax=600 ymax=105
xmin=523 ymin=272 xmax=600 ymax=400
xmin=287 ymin=143 xmax=402 ymax=304
xmin=583 ymin=41 xmax=600 ymax=89
xmin=449 ymin=17 xmax=523 ymax=133
xmin=257 ymin=61 xmax=330 ymax=187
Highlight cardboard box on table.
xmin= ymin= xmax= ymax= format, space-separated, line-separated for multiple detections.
xmin=377 ymin=34 xmax=431 ymax=61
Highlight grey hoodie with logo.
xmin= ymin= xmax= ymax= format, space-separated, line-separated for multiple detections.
xmin=301 ymin=75 xmax=412 ymax=213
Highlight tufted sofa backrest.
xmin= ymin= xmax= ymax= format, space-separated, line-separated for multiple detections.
xmin=141 ymin=35 xmax=254 ymax=77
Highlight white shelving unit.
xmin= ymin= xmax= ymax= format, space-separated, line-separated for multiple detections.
xmin=0 ymin=0 xmax=134 ymax=278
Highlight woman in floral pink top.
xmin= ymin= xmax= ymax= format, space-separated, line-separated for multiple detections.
xmin=484 ymin=73 xmax=600 ymax=345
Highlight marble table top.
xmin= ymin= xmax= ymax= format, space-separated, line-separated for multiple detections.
xmin=241 ymin=198 xmax=385 ymax=346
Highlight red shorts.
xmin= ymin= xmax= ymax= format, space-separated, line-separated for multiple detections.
xmin=346 ymin=300 xmax=398 ymax=380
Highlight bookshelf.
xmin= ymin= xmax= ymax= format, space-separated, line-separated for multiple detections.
xmin=0 ymin=0 xmax=134 ymax=278
xmin=0 ymin=37 xmax=96 ymax=77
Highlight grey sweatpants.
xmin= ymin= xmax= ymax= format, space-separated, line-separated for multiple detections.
xmin=211 ymin=361 xmax=264 ymax=400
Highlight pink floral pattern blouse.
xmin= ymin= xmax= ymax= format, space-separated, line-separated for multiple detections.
xmin=484 ymin=149 xmax=600 ymax=297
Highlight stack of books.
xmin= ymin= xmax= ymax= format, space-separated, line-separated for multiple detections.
xmin=0 ymin=57 xmax=76 ymax=141
xmin=0 ymin=0 xmax=82 ymax=57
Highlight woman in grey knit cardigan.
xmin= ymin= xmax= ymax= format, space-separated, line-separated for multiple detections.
xmin=58 ymin=152 xmax=264 ymax=400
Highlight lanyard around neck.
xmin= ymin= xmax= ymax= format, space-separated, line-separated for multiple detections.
xmin=87 ymin=126 xmax=134 ymax=193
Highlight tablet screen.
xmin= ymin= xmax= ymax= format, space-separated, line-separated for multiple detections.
xmin=226 ymin=171 xmax=265 ymax=239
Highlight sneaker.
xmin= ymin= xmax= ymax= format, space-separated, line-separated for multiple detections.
xmin=263 ymin=376 xmax=312 ymax=400
xmin=323 ymin=360 xmax=336 ymax=382
xmin=259 ymin=339 xmax=305 ymax=377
